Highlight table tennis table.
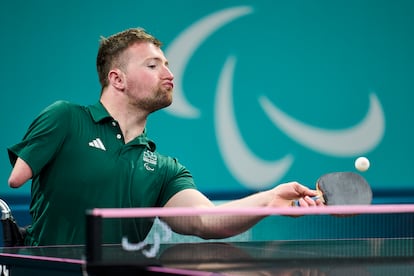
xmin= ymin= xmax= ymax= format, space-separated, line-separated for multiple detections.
xmin=1 ymin=237 xmax=413 ymax=275
xmin=1 ymin=205 xmax=414 ymax=275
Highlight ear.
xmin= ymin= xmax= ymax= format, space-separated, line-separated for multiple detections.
xmin=108 ymin=69 xmax=125 ymax=91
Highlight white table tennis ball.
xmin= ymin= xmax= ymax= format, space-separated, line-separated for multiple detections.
xmin=355 ymin=157 xmax=370 ymax=172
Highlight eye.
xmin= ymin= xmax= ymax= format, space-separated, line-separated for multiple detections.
xmin=147 ymin=64 xmax=157 ymax=69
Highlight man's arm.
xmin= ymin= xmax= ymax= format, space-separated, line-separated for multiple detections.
xmin=163 ymin=182 xmax=322 ymax=239
xmin=8 ymin=157 xmax=33 ymax=188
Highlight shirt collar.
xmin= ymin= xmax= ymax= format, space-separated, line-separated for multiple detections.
xmin=87 ymin=101 xmax=157 ymax=151
xmin=88 ymin=101 xmax=112 ymax=123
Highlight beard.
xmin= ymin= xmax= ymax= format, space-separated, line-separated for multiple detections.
xmin=132 ymin=87 xmax=173 ymax=114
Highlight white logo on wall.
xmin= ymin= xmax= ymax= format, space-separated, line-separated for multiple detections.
xmin=164 ymin=6 xmax=385 ymax=189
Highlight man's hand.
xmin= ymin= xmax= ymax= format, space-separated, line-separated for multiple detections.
xmin=267 ymin=182 xmax=324 ymax=208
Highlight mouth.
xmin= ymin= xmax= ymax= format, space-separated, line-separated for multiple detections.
xmin=163 ymin=81 xmax=174 ymax=90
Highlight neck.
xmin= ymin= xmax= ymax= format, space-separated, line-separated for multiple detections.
xmin=100 ymin=93 xmax=148 ymax=143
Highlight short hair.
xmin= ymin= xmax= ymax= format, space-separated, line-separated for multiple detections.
xmin=96 ymin=28 xmax=162 ymax=90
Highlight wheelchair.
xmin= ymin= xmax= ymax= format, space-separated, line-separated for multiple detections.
xmin=0 ymin=199 xmax=26 ymax=247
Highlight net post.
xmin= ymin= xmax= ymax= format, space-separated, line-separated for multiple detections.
xmin=85 ymin=209 xmax=102 ymax=263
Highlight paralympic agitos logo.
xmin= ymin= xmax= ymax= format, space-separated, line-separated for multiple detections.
xmin=163 ymin=6 xmax=385 ymax=189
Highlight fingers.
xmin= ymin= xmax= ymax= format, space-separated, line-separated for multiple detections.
xmin=289 ymin=182 xmax=319 ymax=198
xmin=293 ymin=183 xmax=324 ymax=206
xmin=274 ymin=181 xmax=325 ymax=208
xmin=295 ymin=196 xmax=324 ymax=207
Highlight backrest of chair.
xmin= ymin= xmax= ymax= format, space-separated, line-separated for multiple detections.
xmin=0 ymin=199 xmax=25 ymax=247
xmin=0 ymin=199 xmax=11 ymax=220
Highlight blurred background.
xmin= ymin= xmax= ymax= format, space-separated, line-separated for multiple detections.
xmin=1 ymin=0 xmax=413 ymax=242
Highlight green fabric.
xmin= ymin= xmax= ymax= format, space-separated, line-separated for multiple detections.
xmin=8 ymin=101 xmax=196 ymax=245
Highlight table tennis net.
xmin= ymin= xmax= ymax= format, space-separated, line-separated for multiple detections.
xmin=85 ymin=205 xmax=414 ymax=264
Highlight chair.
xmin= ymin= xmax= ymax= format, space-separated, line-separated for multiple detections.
xmin=0 ymin=199 xmax=26 ymax=247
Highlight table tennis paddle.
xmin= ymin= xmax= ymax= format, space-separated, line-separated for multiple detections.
xmin=293 ymin=172 xmax=373 ymax=206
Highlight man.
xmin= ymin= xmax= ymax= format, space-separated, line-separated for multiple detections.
xmin=8 ymin=28 xmax=322 ymax=246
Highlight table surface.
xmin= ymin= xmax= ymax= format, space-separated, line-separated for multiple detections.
xmin=1 ymin=238 xmax=414 ymax=275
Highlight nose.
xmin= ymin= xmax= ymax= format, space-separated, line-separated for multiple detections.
xmin=164 ymin=66 xmax=174 ymax=80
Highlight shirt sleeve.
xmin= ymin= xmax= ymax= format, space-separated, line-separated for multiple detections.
xmin=7 ymin=101 xmax=72 ymax=177
xmin=158 ymin=157 xmax=197 ymax=207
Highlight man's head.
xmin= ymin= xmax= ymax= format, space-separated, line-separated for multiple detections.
xmin=97 ymin=28 xmax=162 ymax=91
xmin=97 ymin=28 xmax=174 ymax=115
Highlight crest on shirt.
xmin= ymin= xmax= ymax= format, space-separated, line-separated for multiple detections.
xmin=143 ymin=150 xmax=157 ymax=171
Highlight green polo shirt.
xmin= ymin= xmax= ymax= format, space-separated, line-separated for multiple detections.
xmin=8 ymin=100 xmax=196 ymax=245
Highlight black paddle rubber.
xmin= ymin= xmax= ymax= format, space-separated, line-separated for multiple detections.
xmin=317 ymin=172 xmax=373 ymax=205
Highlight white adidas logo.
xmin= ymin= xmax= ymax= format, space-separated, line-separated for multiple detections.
xmin=88 ymin=138 xmax=106 ymax=151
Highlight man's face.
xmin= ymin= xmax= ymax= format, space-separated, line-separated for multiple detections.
xmin=122 ymin=42 xmax=174 ymax=113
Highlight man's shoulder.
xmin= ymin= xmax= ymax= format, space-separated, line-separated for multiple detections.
xmin=44 ymin=100 xmax=83 ymax=111
xmin=155 ymin=152 xmax=191 ymax=174
xmin=40 ymin=100 xmax=88 ymax=118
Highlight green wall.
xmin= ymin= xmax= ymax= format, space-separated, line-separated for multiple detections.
xmin=1 ymin=0 xmax=414 ymax=201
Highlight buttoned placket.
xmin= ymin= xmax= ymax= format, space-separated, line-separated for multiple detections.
xmin=111 ymin=120 xmax=123 ymax=141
